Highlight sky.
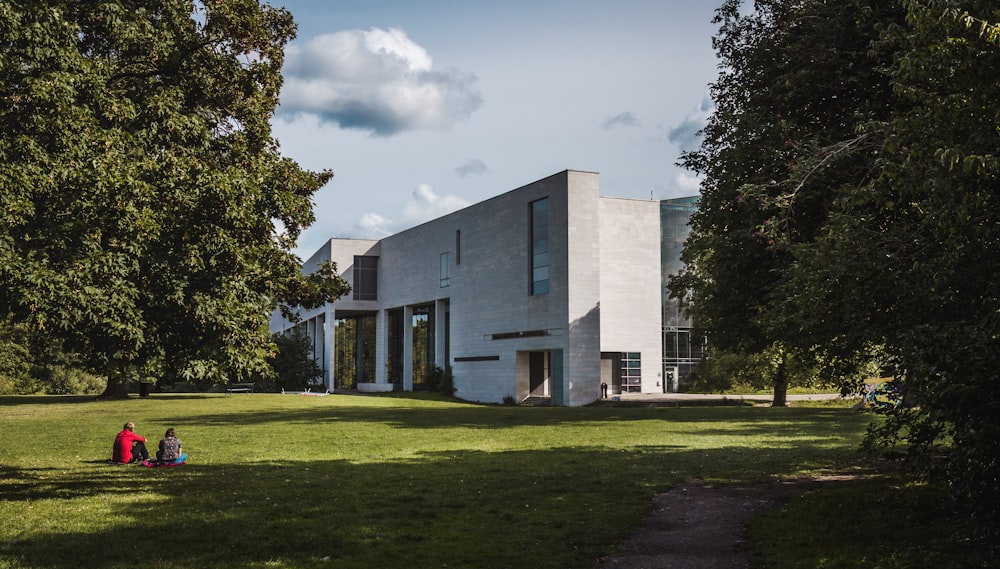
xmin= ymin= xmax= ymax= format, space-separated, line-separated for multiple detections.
xmin=269 ymin=0 xmax=722 ymax=259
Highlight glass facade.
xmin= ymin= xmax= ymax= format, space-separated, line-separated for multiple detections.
xmin=660 ymin=197 xmax=700 ymax=386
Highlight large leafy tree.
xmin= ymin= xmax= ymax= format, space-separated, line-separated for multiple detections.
xmin=671 ymin=0 xmax=901 ymax=404
xmin=781 ymin=0 xmax=1000 ymax=517
xmin=677 ymin=0 xmax=1000 ymax=519
xmin=0 ymin=0 xmax=349 ymax=398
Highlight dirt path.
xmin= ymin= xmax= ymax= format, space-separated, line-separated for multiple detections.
xmin=596 ymin=479 xmax=843 ymax=569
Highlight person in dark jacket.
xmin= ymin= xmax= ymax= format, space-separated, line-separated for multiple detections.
xmin=156 ymin=428 xmax=186 ymax=463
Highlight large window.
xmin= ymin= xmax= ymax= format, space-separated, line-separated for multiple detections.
xmin=353 ymin=256 xmax=378 ymax=300
xmin=663 ymin=329 xmax=704 ymax=361
xmin=620 ymin=352 xmax=641 ymax=393
xmin=333 ymin=314 xmax=376 ymax=388
xmin=530 ymin=198 xmax=550 ymax=295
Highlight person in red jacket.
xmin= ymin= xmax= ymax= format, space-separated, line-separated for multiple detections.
xmin=112 ymin=422 xmax=149 ymax=464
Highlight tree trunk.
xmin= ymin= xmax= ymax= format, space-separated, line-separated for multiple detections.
xmin=772 ymin=353 xmax=788 ymax=407
xmin=98 ymin=370 xmax=130 ymax=400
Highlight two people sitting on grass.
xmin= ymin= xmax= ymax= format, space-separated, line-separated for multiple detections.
xmin=111 ymin=423 xmax=187 ymax=465
xmin=111 ymin=421 xmax=149 ymax=464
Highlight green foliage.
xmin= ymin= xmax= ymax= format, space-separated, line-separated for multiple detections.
xmin=0 ymin=0 xmax=350 ymax=398
xmin=259 ymin=331 xmax=322 ymax=392
xmin=0 ymin=319 xmax=33 ymax=394
xmin=43 ymin=366 xmax=106 ymax=395
xmin=782 ymin=0 xmax=1000 ymax=521
xmin=684 ymin=347 xmax=831 ymax=395
xmin=670 ymin=0 xmax=902 ymax=403
xmin=425 ymin=364 xmax=455 ymax=396
xmin=0 ymin=318 xmax=107 ymax=395
xmin=675 ymin=0 xmax=1000 ymax=522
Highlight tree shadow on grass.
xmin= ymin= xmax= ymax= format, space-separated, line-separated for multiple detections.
xmin=150 ymin=398 xmax=870 ymax=434
xmin=0 ymin=394 xmax=222 ymax=406
xmin=0 ymin=439 xmax=873 ymax=569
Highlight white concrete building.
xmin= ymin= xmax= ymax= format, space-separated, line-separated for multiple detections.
xmin=271 ymin=170 xmax=698 ymax=406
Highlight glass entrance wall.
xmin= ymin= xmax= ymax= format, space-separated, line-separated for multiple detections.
xmin=333 ymin=313 xmax=376 ymax=389
xmin=662 ymin=328 xmax=705 ymax=387
xmin=285 ymin=315 xmax=327 ymax=386
xmin=411 ymin=305 xmax=435 ymax=389
xmin=620 ymin=352 xmax=641 ymax=393
xmin=660 ymin=197 xmax=699 ymax=386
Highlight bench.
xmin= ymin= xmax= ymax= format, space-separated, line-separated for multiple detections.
xmin=225 ymin=382 xmax=255 ymax=395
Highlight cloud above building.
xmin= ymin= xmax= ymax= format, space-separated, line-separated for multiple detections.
xmin=667 ymin=97 xmax=714 ymax=151
xmin=352 ymin=183 xmax=471 ymax=238
xmin=673 ymin=170 xmax=703 ymax=195
xmin=278 ymin=28 xmax=483 ymax=136
xmin=354 ymin=212 xmax=394 ymax=239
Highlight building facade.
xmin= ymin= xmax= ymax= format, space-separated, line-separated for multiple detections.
xmin=271 ymin=170 xmax=697 ymax=406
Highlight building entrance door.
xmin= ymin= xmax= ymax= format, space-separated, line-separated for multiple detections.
xmin=528 ymin=351 xmax=549 ymax=397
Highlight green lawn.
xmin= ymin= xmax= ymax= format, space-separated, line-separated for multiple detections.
xmin=1 ymin=393 xmax=875 ymax=569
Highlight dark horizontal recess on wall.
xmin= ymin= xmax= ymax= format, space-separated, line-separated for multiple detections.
xmin=454 ymin=355 xmax=501 ymax=362
xmin=488 ymin=329 xmax=552 ymax=340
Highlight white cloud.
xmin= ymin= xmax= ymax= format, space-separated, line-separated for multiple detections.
xmin=401 ymin=184 xmax=471 ymax=224
xmin=667 ymin=97 xmax=714 ymax=151
xmin=352 ymin=184 xmax=471 ymax=238
xmin=278 ymin=28 xmax=483 ymax=136
xmin=455 ymin=158 xmax=488 ymax=177
xmin=354 ymin=212 xmax=395 ymax=239
xmin=673 ymin=170 xmax=703 ymax=195
xmin=602 ymin=111 xmax=640 ymax=130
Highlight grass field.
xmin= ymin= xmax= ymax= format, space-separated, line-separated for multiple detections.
xmin=0 ymin=392 xmax=943 ymax=569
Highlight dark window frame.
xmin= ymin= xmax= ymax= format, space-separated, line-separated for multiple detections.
xmin=530 ymin=197 xmax=550 ymax=295
xmin=352 ymin=256 xmax=378 ymax=300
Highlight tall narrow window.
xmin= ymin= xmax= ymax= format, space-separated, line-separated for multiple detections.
xmin=412 ymin=305 xmax=434 ymax=389
xmin=530 ymin=198 xmax=550 ymax=295
xmin=353 ymin=256 xmax=378 ymax=300
xmin=455 ymin=229 xmax=461 ymax=265
xmin=440 ymin=252 xmax=450 ymax=287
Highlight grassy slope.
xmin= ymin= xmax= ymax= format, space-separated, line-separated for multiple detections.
xmin=0 ymin=394 xmax=873 ymax=569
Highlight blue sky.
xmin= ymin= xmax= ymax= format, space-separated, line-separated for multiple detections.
xmin=270 ymin=1 xmax=721 ymax=258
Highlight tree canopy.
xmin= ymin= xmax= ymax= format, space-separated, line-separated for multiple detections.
xmin=672 ymin=0 xmax=1000 ymax=518
xmin=0 ymin=0 xmax=349 ymax=397
xmin=672 ymin=0 xmax=902 ymax=403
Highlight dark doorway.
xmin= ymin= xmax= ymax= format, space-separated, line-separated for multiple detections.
xmin=529 ymin=351 xmax=549 ymax=397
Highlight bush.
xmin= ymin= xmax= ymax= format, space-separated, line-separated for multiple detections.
xmin=0 ymin=322 xmax=34 ymax=394
xmin=45 ymin=366 xmax=105 ymax=395
xmin=426 ymin=365 xmax=455 ymax=396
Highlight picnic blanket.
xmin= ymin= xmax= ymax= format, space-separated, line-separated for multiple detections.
xmin=141 ymin=453 xmax=188 ymax=468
